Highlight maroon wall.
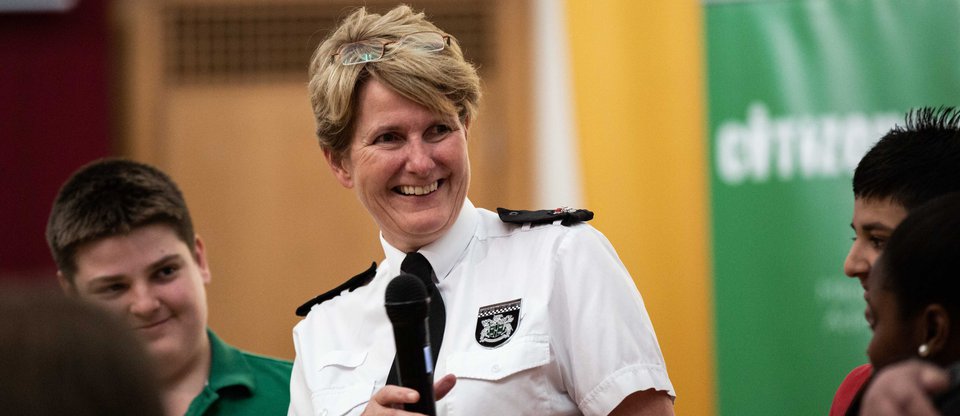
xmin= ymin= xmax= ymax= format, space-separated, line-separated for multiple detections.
xmin=0 ymin=0 xmax=111 ymax=281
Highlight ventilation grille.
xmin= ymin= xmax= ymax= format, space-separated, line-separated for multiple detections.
xmin=163 ymin=1 xmax=492 ymax=84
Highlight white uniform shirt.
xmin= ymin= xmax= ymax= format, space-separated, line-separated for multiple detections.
xmin=289 ymin=200 xmax=674 ymax=416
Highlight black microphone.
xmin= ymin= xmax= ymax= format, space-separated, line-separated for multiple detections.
xmin=384 ymin=273 xmax=436 ymax=416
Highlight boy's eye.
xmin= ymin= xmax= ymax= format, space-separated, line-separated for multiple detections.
xmin=156 ymin=265 xmax=179 ymax=280
xmin=95 ymin=282 xmax=128 ymax=295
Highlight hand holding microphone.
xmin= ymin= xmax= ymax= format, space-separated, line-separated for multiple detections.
xmin=384 ymin=273 xmax=437 ymax=415
xmin=362 ymin=374 xmax=456 ymax=416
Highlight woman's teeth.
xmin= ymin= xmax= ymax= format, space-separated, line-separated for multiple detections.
xmin=399 ymin=181 xmax=438 ymax=195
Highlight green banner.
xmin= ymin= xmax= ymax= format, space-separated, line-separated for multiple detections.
xmin=707 ymin=1 xmax=960 ymax=414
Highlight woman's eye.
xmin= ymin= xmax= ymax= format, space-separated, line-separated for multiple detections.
xmin=373 ymin=133 xmax=401 ymax=145
xmin=432 ymin=124 xmax=453 ymax=135
xmin=425 ymin=124 xmax=454 ymax=141
xmin=869 ymin=236 xmax=886 ymax=250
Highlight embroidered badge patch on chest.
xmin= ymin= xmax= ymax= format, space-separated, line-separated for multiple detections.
xmin=475 ymin=299 xmax=521 ymax=348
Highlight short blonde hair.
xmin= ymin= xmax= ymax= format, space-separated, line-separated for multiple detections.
xmin=307 ymin=5 xmax=481 ymax=158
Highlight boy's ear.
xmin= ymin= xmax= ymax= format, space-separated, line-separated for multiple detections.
xmin=193 ymin=235 xmax=212 ymax=285
xmin=324 ymin=148 xmax=354 ymax=189
xmin=921 ymin=303 xmax=950 ymax=358
xmin=56 ymin=271 xmax=77 ymax=295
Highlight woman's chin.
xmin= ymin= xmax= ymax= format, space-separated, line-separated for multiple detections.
xmin=385 ymin=223 xmax=446 ymax=249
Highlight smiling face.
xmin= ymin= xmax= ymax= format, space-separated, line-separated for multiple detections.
xmin=64 ymin=223 xmax=210 ymax=373
xmin=844 ymin=197 xmax=908 ymax=288
xmin=865 ymin=259 xmax=923 ymax=370
xmin=325 ymin=78 xmax=470 ymax=252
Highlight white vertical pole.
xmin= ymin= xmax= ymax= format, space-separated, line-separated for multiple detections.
xmin=532 ymin=0 xmax=583 ymax=208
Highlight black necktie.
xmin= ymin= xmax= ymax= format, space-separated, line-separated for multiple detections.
xmin=387 ymin=252 xmax=446 ymax=385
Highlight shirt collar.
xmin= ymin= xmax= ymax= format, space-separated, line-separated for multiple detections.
xmin=206 ymin=328 xmax=255 ymax=394
xmin=380 ymin=198 xmax=478 ymax=282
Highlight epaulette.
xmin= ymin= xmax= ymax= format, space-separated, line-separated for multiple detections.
xmin=295 ymin=262 xmax=377 ymax=317
xmin=496 ymin=206 xmax=594 ymax=226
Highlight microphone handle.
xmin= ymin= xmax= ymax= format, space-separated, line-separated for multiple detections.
xmin=392 ymin=318 xmax=437 ymax=416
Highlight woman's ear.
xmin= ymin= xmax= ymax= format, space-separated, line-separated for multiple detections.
xmin=459 ymin=116 xmax=470 ymax=142
xmin=921 ymin=303 xmax=951 ymax=362
xmin=324 ymin=148 xmax=354 ymax=189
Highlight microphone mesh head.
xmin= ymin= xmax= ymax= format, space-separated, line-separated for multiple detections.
xmin=385 ymin=273 xmax=428 ymax=303
xmin=385 ymin=273 xmax=429 ymax=322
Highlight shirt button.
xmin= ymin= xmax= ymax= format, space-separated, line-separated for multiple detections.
xmin=491 ymin=364 xmax=501 ymax=373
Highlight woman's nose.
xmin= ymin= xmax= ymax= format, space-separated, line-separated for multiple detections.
xmin=405 ymin=139 xmax=436 ymax=173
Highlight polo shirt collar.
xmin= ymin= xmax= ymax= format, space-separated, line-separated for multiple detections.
xmin=206 ymin=329 xmax=255 ymax=394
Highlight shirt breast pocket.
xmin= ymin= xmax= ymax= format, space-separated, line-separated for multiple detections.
xmin=446 ymin=335 xmax=550 ymax=381
xmin=309 ymin=350 xmax=376 ymax=416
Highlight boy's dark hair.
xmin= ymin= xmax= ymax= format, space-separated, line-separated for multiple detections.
xmin=853 ymin=106 xmax=960 ymax=210
xmin=878 ymin=192 xmax=960 ymax=321
xmin=46 ymin=158 xmax=195 ymax=280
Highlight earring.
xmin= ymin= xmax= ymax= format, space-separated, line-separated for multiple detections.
xmin=919 ymin=344 xmax=930 ymax=357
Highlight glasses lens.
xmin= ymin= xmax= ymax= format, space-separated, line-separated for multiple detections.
xmin=397 ymin=32 xmax=446 ymax=52
xmin=340 ymin=41 xmax=385 ymax=65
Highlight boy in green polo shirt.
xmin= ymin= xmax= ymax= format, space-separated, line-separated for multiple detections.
xmin=46 ymin=158 xmax=292 ymax=416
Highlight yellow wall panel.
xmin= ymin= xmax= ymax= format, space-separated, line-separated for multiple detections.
xmin=565 ymin=2 xmax=715 ymax=415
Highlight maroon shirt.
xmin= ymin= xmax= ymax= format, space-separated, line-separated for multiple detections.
xmin=830 ymin=364 xmax=873 ymax=416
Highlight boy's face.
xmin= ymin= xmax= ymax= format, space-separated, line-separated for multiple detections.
xmin=62 ymin=223 xmax=211 ymax=370
xmin=844 ymin=197 xmax=908 ymax=326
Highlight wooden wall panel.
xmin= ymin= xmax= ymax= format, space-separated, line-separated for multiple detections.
xmin=115 ymin=0 xmax=532 ymax=359
xmin=164 ymin=84 xmax=381 ymax=358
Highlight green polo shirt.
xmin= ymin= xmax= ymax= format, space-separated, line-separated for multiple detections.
xmin=185 ymin=329 xmax=293 ymax=416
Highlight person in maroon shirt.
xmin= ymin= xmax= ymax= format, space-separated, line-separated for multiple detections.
xmin=848 ymin=194 xmax=960 ymax=415
xmin=831 ymin=107 xmax=960 ymax=416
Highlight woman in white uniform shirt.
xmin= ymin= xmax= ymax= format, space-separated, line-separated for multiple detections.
xmin=290 ymin=5 xmax=675 ymax=416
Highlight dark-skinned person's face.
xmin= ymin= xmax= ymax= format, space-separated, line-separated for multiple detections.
xmin=865 ymin=258 xmax=923 ymax=370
